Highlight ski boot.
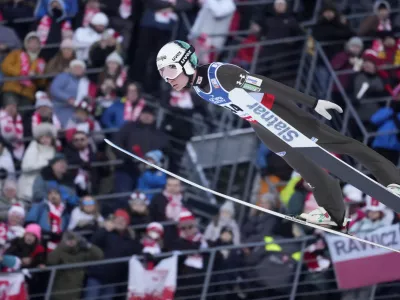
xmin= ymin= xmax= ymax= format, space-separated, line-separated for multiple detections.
xmin=387 ymin=184 xmax=400 ymax=198
xmin=298 ymin=207 xmax=351 ymax=233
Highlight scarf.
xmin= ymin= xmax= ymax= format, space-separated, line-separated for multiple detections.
xmin=377 ymin=19 xmax=392 ymax=32
xmin=76 ymin=77 xmax=97 ymax=103
xmin=119 ymin=0 xmax=132 ymax=19
xmin=83 ymin=7 xmax=100 ymax=27
xmin=47 ymin=201 xmax=65 ymax=251
xmin=0 ymin=110 xmax=24 ymax=160
xmin=37 ymin=16 xmax=72 ymax=45
xmin=142 ymin=236 xmax=162 ymax=255
xmin=180 ymin=231 xmax=205 ymax=269
xmin=164 ymin=191 xmax=183 ymax=221
xmin=32 ymin=112 xmax=62 ymax=130
xmin=20 ymin=51 xmax=45 ymax=87
xmin=169 ymin=90 xmax=194 ymax=109
xmin=116 ymin=68 xmax=127 ymax=88
xmin=155 ymin=0 xmax=178 ymax=24
xmin=123 ymin=98 xmax=145 ymax=121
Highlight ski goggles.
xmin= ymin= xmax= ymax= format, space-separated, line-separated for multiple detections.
xmin=159 ymin=64 xmax=183 ymax=81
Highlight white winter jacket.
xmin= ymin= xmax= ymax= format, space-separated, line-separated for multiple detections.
xmin=73 ymin=27 xmax=102 ymax=60
xmin=0 ymin=147 xmax=15 ymax=179
xmin=17 ymin=140 xmax=55 ymax=201
xmin=204 ymin=217 xmax=241 ymax=245
xmin=68 ymin=207 xmax=104 ymax=230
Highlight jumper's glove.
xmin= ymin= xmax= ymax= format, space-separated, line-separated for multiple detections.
xmin=314 ymin=100 xmax=343 ymax=120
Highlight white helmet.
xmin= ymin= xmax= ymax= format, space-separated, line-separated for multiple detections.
xmin=156 ymin=40 xmax=198 ymax=80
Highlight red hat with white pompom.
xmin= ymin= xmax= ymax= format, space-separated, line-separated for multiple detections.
xmin=146 ymin=222 xmax=164 ymax=240
xmin=178 ymin=208 xmax=195 ymax=223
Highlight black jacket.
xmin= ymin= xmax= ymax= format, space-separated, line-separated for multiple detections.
xmin=87 ymin=228 xmax=142 ymax=283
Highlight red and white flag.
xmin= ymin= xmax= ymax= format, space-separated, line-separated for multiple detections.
xmin=0 ymin=273 xmax=28 ymax=300
xmin=325 ymin=224 xmax=400 ymax=289
xmin=128 ymin=255 xmax=178 ymax=300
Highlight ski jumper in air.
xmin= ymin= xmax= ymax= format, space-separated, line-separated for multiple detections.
xmin=156 ymin=40 xmax=400 ymax=229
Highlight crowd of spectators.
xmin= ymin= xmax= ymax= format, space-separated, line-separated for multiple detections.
xmin=0 ymin=0 xmax=399 ymax=299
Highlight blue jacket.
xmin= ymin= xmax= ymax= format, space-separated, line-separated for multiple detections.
xmin=101 ymin=99 xmax=125 ymax=129
xmin=137 ymin=170 xmax=167 ymax=201
xmin=370 ymin=107 xmax=400 ymax=151
xmin=256 ymin=143 xmax=271 ymax=170
xmin=35 ymin=0 xmax=78 ymax=19
xmin=32 ymin=166 xmax=79 ymax=206
xmin=50 ymin=72 xmax=79 ymax=127
xmin=26 ymin=202 xmax=70 ymax=232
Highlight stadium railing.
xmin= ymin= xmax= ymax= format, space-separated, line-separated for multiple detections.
xmin=18 ymin=235 xmax=311 ymax=300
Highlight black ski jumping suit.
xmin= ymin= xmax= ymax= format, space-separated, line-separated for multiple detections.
xmin=192 ymin=63 xmax=400 ymax=225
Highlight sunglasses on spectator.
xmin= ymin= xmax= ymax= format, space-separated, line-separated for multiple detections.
xmin=82 ymin=199 xmax=95 ymax=206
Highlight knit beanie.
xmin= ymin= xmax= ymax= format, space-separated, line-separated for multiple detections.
xmin=25 ymin=224 xmax=41 ymax=240
xmin=114 ymin=209 xmax=131 ymax=224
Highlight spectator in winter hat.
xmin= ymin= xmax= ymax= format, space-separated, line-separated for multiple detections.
xmin=74 ymin=12 xmax=109 ymax=60
xmin=349 ymin=196 xmax=398 ymax=234
xmin=97 ymin=51 xmax=126 ymax=91
xmin=17 ymin=122 xmax=57 ymax=202
xmin=64 ymin=130 xmax=102 ymax=196
xmin=343 ymin=184 xmax=366 ymax=230
xmin=204 ymin=201 xmax=241 ymax=245
xmin=113 ymin=105 xmax=170 ymax=200
xmin=141 ymin=222 xmax=164 ymax=257
xmin=0 ymin=94 xmax=25 ymax=162
xmin=50 ymin=59 xmax=97 ymax=127
xmin=6 ymin=223 xmax=46 ymax=268
xmin=0 ymin=179 xmax=24 ymax=221
xmin=4 ymin=205 xmax=26 ymax=243
xmin=32 ymin=91 xmax=62 ymax=131
xmin=312 ymin=4 xmax=354 ymax=59
xmin=65 ymin=97 xmax=104 ymax=147
xmin=101 ymin=81 xmax=146 ymax=129
xmin=358 ymin=0 xmax=392 ymax=37
xmin=36 ymin=0 xmax=74 ymax=61
xmin=32 ymin=152 xmax=78 ymax=205
xmin=85 ymin=207 xmax=141 ymax=300
xmin=126 ymin=192 xmax=151 ymax=230
xmin=26 ymin=188 xmax=70 ymax=252
xmin=68 ymin=196 xmax=104 ymax=237
xmin=353 ymin=51 xmax=389 ymax=122
xmin=88 ymin=29 xmax=122 ymax=71
xmin=45 ymin=38 xmax=76 ymax=75
xmin=137 ymin=150 xmax=167 ymax=201
xmin=331 ymin=36 xmax=364 ymax=92
xmin=48 ymin=231 xmax=103 ymax=300
xmin=1 ymin=31 xmax=46 ymax=104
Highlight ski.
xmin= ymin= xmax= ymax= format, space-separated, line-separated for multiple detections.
xmin=104 ymin=138 xmax=400 ymax=254
xmin=227 ymin=88 xmax=400 ymax=213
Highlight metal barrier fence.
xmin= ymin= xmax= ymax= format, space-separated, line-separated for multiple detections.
xmin=6 ymin=232 xmax=400 ymax=300
xmin=18 ymin=236 xmax=312 ymax=300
